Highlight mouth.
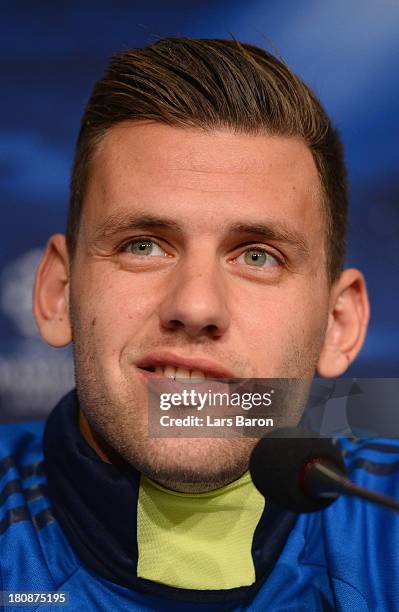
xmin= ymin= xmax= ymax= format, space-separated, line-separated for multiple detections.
xmin=139 ymin=364 xmax=208 ymax=381
xmin=136 ymin=353 xmax=235 ymax=381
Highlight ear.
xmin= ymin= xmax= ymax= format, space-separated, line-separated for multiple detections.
xmin=317 ymin=268 xmax=370 ymax=377
xmin=33 ymin=234 xmax=72 ymax=347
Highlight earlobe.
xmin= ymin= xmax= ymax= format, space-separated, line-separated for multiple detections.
xmin=317 ymin=269 xmax=370 ymax=378
xmin=33 ymin=234 xmax=72 ymax=348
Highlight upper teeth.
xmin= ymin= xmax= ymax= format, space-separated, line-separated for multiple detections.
xmin=155 ymin=365 xmax=206 ymax=380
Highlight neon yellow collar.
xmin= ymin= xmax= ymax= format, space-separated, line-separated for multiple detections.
xmin=137 ymin=471 xmax=265 ymax=590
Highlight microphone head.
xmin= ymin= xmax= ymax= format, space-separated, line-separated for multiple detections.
xmin=249 ymin=427 xmax=347 ymax=513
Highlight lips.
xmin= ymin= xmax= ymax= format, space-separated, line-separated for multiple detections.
xmin=136 ymin=351 xmax=235 ymax=380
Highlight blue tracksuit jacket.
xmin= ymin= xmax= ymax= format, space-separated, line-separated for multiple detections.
xmin=1 ymin=390 xmax=399 ymax=611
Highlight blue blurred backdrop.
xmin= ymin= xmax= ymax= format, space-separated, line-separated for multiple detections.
xmin=1 ymin=1 xmax=398 ymax=421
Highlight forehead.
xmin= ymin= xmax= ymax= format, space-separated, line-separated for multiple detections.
xmin=82 ymin=122 xmax=324 ymax=241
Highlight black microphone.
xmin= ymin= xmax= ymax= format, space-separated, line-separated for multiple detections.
xmin=249 ymin=427 xmax=399 ymax=513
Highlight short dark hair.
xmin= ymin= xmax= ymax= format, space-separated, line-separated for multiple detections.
xmin=67 ymin=37 xmax=347 ymax=283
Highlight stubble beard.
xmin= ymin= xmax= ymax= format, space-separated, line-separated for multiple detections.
xmin=70 ymin=306 xmax=325 ymax=493
xmin=73 ymin=347 xmax=259 ymax=492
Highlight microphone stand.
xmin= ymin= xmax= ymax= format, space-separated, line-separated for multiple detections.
xmin=305 ymin=460 xmax=399 ymax=513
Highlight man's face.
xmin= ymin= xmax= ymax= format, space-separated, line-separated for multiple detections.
xmin=69 ymin=122 xmax=330 ymax=491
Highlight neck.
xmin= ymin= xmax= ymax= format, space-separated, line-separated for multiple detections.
xmin=151 ymin=473 xmax=247 ymax=493
xmin=79 ymin=410 xmax=124 ymax=467
xmin=78 ymin=409 xmax=244 ymax=493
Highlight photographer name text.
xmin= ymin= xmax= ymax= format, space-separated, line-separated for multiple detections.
xmin=159 ymin=414 xmax=274 ymax=428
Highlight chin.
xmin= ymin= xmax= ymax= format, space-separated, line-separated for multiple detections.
xmin=125 ymin=437 xmax=256 ymax=491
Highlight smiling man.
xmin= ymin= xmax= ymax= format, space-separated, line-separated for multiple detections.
xmin=42 ymin=125 xmax=350 ymax=494
xmin=3 ymin=38 xmax=397 ymax=611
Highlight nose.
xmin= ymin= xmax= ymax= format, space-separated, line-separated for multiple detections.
xmin=158 ymin=256 xmax=230 ymax=339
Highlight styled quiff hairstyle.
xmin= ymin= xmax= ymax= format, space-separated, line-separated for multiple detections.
xmin=67 ymin=37 xmax=347 ymax=283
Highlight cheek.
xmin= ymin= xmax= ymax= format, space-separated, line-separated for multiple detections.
xmin=234 ymin=281 xmax=328 ymax=364
xmin=281 ymin=284 xmax=329 ymax=363
xmin=72 ymin=268 xmax=161 ymax=357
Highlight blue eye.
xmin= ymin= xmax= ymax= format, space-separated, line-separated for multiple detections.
xmin=123 ymin=239 xmax=166 ymax=256
xmin=236 ymin=248 xmax=279 ymax=268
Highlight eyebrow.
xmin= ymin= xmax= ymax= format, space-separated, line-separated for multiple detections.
xmin=91 ymin=210 xmax=310 ymax=257
xmin=92 ymin=211 xmax=183 ymax=243
xmin=228 ymin=222 xmax=309 ymax=257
